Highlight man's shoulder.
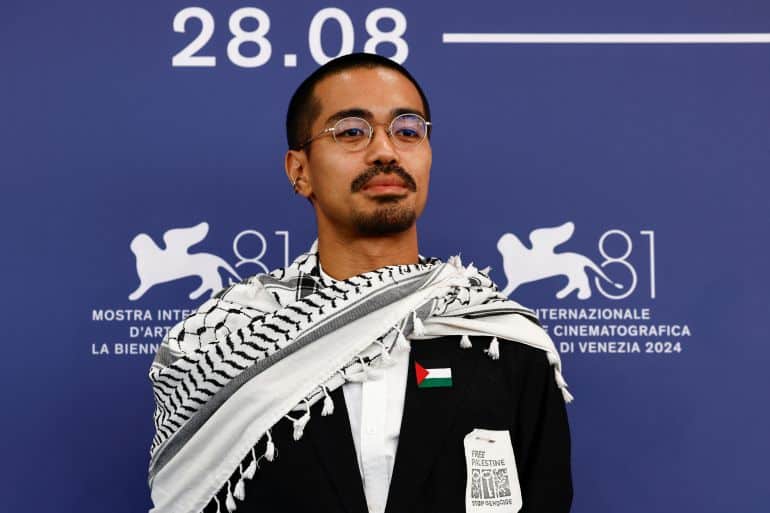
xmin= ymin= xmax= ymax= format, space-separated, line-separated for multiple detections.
xmin=412 ymin=333 xmax=549 ymax=360
xmin=412 ymin=334 xmax=552 ymax=385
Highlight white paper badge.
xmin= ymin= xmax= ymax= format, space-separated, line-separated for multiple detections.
xmin=463 ymin=428 xmax=522 ymax=513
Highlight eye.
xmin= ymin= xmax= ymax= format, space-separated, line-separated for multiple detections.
xmin=337 ymin=127 xmax=366 ymax=138
xmin=333 ymin=118 xmax=370 ymax=141
xmin=395 ymin=128 xmax=419 ymax=138
xmin=391 ymin=114 xmax=426 ymax=143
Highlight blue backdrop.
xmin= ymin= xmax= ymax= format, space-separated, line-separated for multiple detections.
xmin=2 ymin=1 xmax=769 ymax=511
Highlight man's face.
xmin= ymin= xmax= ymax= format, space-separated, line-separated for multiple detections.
xmin=295 ymin=67 xmax=431 ymax=237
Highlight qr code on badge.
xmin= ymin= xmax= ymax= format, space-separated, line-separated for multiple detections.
xmin=494 ymin=468 xmax=511 ymax=497
xmin=471 ymin=468 xmax=511 ymax=499
xmin=471 ymin=469 xmax=483 ymax=498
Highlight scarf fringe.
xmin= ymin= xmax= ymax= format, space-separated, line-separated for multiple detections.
xmin=243 ymin=448 xmax=257 ymax=479
xmin=484 ymin=336 xmax=500 ymax=360
xmin=321 ymin=385 xmax=335 ymax=416
xmin=394 ymin=323 xmax=411 ymax=352
xmin=265 ymin=430 xmax=276 ymax=461
xmin=288 ymin=404 xmax=311 ymax=441
xmin=460 ymin=334 xmax=472 ymax=349
xmin=233 ymin=464 xmax=246 ymax=500
xmin=411 ymin=310 xmax=426 ymax=336
xmin=225 ymin=480 xmax=236 ymax=512
xmin=447 ymin=254 xmax=463 ymax=270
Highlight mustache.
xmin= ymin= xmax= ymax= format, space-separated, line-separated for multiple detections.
xmin=350 ymin=163 xmax=417 ymax=192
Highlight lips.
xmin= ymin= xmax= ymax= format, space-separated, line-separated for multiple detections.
xmin=351 ymin=164 xmax=417 ymax=194
xmin=363 ymin=176 xmax=408 ymax=190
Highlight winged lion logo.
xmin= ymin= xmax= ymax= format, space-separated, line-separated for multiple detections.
xmin=128 ymin=222 xmax=241 ymax=301
xmin=496 ymin=221 xmax=623 ymax=300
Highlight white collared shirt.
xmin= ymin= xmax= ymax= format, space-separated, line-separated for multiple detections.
xmin=318 ymin=263 xmax=410 ymax=513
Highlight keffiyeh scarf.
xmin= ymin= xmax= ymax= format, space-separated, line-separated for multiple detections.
xmin=148 ymin=239 xmax=572 ymax=513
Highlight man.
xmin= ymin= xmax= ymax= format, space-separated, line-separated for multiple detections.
xmin=148 ymin=53 xmax=572 ymax=513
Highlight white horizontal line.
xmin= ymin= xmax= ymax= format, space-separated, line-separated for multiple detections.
xmin=426 ymin=368 xmax=451 ymax=379
xmin=442 ymin=33 xmax=770 ymax=44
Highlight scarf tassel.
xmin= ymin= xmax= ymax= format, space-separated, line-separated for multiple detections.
xmin=243 ymin=448 xmax=257 ymax=479
xmin=463 ymin=262 xmax=478 ymax=278
xmin=394 ymin=325 xmax=411 ymax=352
xmin=225 ymin=480 xmax=237 ymax=512
xmin=321 ymin=386 xmax=335 ymax=416
xmin=291 ymin=411 xmax=311 ymax=441
xmin=233 ymin=467 xmax=246 ymax=501
xmin=448 ymin=254 xmax=463 ymax=270
xmin=411 ymin=310 xmax=426 ymax=337
xmin=460 ymin=334 xmax=472 ymax=349
xmin=484 ymin=336 xmax=500 ymax=360
xmin=265 ymin=430 xmax=276 ymax=462
xmin=214 ymin=496 xmax=221 ymax=513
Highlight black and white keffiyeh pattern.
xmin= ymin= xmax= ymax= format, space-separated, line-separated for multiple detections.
xmin=147 ymin=239 xmax=571 ymax=513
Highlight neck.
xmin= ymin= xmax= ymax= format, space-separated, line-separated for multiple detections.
xmin=316 ymin=226 xmax=420 ymax=281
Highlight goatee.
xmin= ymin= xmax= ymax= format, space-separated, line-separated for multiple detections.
xmin=352 ymin=198 xmax=416 ymax=235
xmin=350 ymin=163 xmax=418 ymax=235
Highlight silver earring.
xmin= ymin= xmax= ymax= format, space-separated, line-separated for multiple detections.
xmin=291 ymin=178 xmax=299 ymax=194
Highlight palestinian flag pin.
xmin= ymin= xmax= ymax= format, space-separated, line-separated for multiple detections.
xmin=415 ymin=361 xmax=453 ymax=388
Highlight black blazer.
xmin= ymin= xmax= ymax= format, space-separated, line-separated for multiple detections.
xmin=204 ymin=335 xmax=572 ymax=513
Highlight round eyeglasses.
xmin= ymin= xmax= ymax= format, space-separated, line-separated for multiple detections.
xmin=299 ymin=113 xmax=431 ymax=152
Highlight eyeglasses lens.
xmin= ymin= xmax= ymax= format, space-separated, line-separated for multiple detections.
xmin=390 ymin=114 xmax=427 ymax=147
xmin=332 ymin=118 xmax=371 ymax=151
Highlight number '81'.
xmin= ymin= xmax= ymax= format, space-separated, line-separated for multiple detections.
xmin=172 ymin=7 xmax=409 ymax=67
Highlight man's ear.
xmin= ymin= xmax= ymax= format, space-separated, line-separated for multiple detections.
xmin=285 ymin=149 xmax=312 ymax=199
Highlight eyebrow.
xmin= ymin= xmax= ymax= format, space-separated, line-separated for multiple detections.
xmin=324 ymin=107 xmax=426 ymax=126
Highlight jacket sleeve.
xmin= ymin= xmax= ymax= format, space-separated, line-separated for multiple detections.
xmin=512 ymin=347 xmax=573 ymax=513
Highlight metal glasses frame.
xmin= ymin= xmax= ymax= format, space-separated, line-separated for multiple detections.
xmin=298 ymin=113 xmax=431 ymax=151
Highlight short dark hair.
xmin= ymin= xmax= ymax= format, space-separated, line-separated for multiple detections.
xmin=285 ymin=53 xmax=431 ymax=151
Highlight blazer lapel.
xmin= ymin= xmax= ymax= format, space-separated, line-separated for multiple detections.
xmin=307 ymin=386 xmax=369 ymax=513
xmin=385 ymin=337 xmax=482 ymax=513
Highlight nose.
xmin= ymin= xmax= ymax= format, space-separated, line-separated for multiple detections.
xmin=364 ymin=124 xmax=399 ymax=166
